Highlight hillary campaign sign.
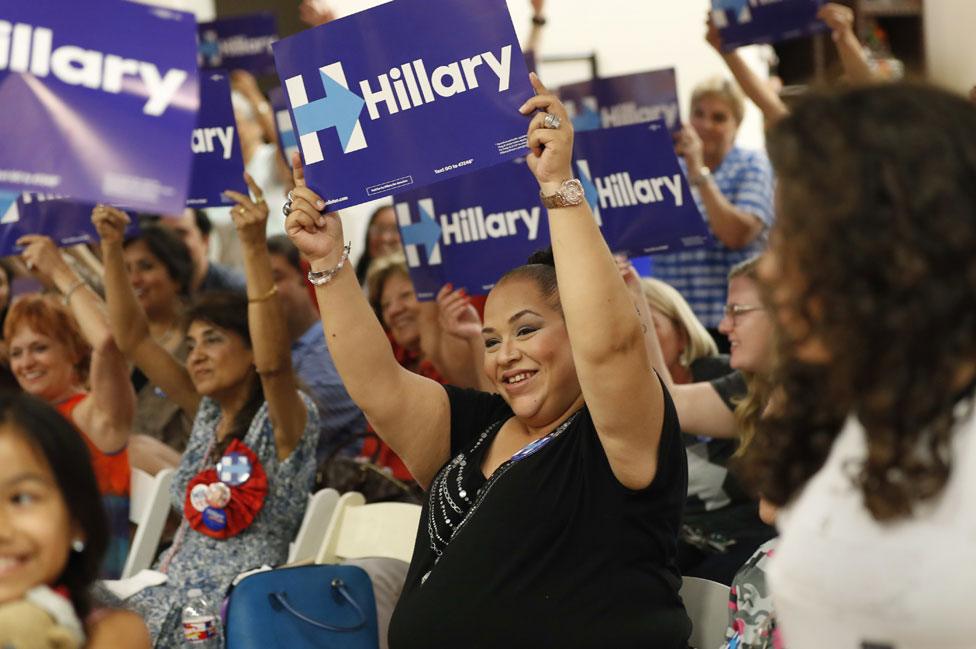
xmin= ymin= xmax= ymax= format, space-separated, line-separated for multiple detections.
xmin=269 ymin=86 xmax=299 ymax=167
xmin=198 ymin=13 xmax=278 ymax=77
xmin=559 ymin=68 xmax=682 ymax=133
xmin=0 ymin=0 xmax=199 ymax=213
xmin=712 ymin=0 xmax=827 ymax=51
xmin=187 ymin=72 xmax=247 ymax=208
xmin=0 ymin=193 xmax=137 ymax=257
xmin=393 ymin=122 xmax=709 ymax=299
xmin=272 ymin=0 xmax=535 ymax=210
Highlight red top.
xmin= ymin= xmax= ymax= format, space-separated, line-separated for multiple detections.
xmin=56 ymin=394 xmax=130 ymax=497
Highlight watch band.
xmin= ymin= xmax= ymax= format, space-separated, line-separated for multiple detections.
xmin=689 ymin=166 xmax=712 ymax=187
xmin=540 ymin=179 xmax=585 ymax=209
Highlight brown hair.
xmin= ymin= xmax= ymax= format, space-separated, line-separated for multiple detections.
xmin=366 ymin=252 xmax=412 ymax=324
xmin=4 ymin=294 xmax=91 ymax=383
xmin=742 ymin=83 xmax=976 ymax=521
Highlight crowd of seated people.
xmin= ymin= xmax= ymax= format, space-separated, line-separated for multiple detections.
xmin=1 ymin=2 xmax=974 ymax=649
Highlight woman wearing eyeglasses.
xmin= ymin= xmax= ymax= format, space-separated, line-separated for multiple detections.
xmin=627 ymin=256 xmax=776 ymax=584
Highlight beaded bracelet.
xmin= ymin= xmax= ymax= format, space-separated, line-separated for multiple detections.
xmin=307 ymin=242 xmax=352 ymax=287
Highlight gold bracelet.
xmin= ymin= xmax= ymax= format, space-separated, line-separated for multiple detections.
xmin=248 ymin=285 xmax=278 ymax=304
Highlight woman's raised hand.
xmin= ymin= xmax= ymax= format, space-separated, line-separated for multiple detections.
xmin=614 ymin=254 xmax=641 ymax=289
xmin=224 ymin=172 xmax=270 ymax=247
xmin=817 ymin=3 xmax=855 ymax=42
xmin=92 ymin=204 xmax=130 ymax=246
xmin=705 ymin=12 xmax=724 ymax=52
xmin=674 ymin=125 xmax=704 ymax=170
xmin=519 ymin=73 xmax=574 ymax=191
xmin=284 ymin=152 xmax=346 ymax=264
xmin=17 ymin=235 xmax=69 ymax=281
xmin=436 ymin=284 xmax=483 ymax=340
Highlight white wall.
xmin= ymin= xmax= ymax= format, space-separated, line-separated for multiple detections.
xmin=315 ymin=0 xmax=771 ymax=260
xmin=925 ymin=0 xmax=976 ymax=96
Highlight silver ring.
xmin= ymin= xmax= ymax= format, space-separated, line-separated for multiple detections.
xmin=282 ymin=200 xmax=293 ymax=217
xmin=287 ymin=190 xmax=295 ymax=201
xmin=543 ymin=113 xmax=561 ymax=129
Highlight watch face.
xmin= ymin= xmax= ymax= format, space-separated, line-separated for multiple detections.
xmin=561 ymin=180 xmax=585 ymax=204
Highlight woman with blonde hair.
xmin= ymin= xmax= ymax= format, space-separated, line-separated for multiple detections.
xmin=640 ymin=277 xmax=722 ymax=385
xmin=623 ymin=257 xmax=775 ymax=584
xmin=654 ymin=73 xmax=775 ymax=351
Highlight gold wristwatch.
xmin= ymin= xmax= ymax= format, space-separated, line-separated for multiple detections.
xmin=539 ymin=179 xmax=585 ymax=209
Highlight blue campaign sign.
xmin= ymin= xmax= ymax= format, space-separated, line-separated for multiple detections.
xmin=198 ymin=13 xmax=278 ymax=77
xmin=269 ymin=86 xmax=299 ymax=168
xmin=188 ymin=72 xmax=247 ymax=208
xmin=712 ymin=0 xmax=827 ymax=50
xmin=0 ymin=0 xmax=199 ymax=214
xmin=559 ymin=68 xmax=682 ymax=133
xmin=0 ymin=194 xmax=138 ymax=257
xmin=272 ymin=0 xmax=535 ymax=210
xmin=393 ymin=121 xmax=709 ymax=299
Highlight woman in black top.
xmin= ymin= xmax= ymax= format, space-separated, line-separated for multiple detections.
xmin=284 ymin=73 xmax=690 ymax=648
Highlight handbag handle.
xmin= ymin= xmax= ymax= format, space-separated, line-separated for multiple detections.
xmin=268 ymin=578 xmax=367 ymax=632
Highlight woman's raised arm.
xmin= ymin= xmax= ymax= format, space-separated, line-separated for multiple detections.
xmin=224 ymin=175 xmax=307 ymax=461
xmin=18 ymin=236 xmax=135 ymax=453
xmin=706 ymin=15 xmax=789 ymax=128
xmin=284 ymin=156 xmax=450 ymax=487
xmin=520 ymin=73 xmax=665 ymax=490
xmin=93 ymin=206 xmax=201 ymax=417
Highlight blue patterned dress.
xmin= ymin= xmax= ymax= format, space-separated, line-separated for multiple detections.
xmin=126 ymin=394 xmax=319 ymax=648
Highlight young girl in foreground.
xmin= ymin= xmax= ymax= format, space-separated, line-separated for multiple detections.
xmin=0 ymin=392 xmax=149 ymax=647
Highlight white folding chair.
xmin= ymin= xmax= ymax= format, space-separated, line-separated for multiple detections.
xmin=287 ymin=487 xmax=340 ymax=564
xmin=122 ymin=468 xmax=175 ymax=578
xmin=680 ymin=576 xmax=731 ymax=649
xmin=315 ymin=492 xmax=421 ymax=564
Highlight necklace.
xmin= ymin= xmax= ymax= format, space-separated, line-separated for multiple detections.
xmin=421 ymin=410 xmax=581 ymax=585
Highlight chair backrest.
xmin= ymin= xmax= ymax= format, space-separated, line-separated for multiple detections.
xmin=122 ymin=468 xmax=175 ymax=579
xmin=315 ymin=492 xmax=421 ymax=564
xmin=288 ymin=487 xmax=340 ymax=564
xmin=680 ymin=576 xmax=731 ymax=649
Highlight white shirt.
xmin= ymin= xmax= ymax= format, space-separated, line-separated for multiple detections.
xmin=769 ymin=400 xmax=976 ymax=649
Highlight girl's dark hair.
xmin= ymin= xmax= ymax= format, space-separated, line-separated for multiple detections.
xmin=124 ymin=223 xmax=194 ymax=297
xmin=741 ymin=82 xmax=976 ymax=521
xmin=355 ymin=206 xmax=396 ymax=284
xmin=185 ymin=292 xmax=264 ymax=454
xmin=0 ymin=392 xmax=108 ymax=618
xmin=495 ymin=246 xmax=561 ymax=312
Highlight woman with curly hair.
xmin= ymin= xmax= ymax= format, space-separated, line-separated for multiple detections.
xmin=747 ymin=83 xmax=976 ymax=648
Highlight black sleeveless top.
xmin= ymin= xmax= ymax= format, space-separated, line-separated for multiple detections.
xmin=388 ymin=385 xmax=690 ymax=649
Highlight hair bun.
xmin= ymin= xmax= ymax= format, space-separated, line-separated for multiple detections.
xmin=526 ymin=247 xmax=555 ymax=267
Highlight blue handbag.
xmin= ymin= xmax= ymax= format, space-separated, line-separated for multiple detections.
xmin=225 ymin=564 xmax=379 ymax=649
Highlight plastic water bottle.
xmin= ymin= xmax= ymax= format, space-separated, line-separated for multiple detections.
xmin=181 ymin=588 xmax=220 ymax=647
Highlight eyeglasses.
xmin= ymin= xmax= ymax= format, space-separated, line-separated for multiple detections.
xmin=723 ymin=303 xmax=764 ymax=325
